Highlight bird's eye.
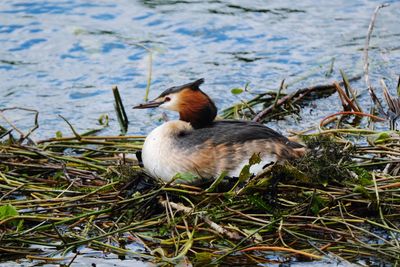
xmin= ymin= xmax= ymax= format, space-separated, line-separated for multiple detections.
xmin=165 ymin=96 xmax=171 ymax=102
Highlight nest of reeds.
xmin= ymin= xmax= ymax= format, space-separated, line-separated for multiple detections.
xmin=1 ymin=72 xmax=400 ymax=266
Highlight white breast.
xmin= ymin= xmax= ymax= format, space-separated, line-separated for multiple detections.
xmin=141 ymin=120 xmax=193 ymax=182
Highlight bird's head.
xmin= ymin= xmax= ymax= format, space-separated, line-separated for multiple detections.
xmin=133 ymin=78 xmax=217 ymax=128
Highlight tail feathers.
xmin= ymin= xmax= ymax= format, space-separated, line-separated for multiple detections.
xmin=283 ymin=136 xmax=307 ymax=159
xmin=288 ymin=141 xmax=304 ymax=149
xmin=292 ymin=147 xmax=307 ymax=158
xmin=287 ymin=136 xmax=307 ymax=151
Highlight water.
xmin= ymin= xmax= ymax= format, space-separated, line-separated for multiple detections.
xmin=0 ymin=0 xmax=399 ymax=140
xmin=0 ymin=0 xmax=399 ymax=265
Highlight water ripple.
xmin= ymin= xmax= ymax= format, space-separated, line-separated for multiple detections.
xmin=0 ymin=0 xmax=399 ymax=139
xmin=9 ymin=38 xmax=47 ymax=51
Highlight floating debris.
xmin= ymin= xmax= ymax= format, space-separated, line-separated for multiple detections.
xmin=1 ymin=76 xmax=400 ymax=266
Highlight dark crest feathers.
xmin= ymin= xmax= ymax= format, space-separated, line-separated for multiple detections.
xmin=190 ymin=78 xmax=204 ymax=90
xmin=159 ymin=78 xmax=205 ymax=97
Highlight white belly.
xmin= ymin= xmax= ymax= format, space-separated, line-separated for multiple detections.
xmin=141 ymin=121 xmax=193 ymax=183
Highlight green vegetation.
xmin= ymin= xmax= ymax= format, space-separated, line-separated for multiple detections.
xmin=1 ymin=75 xmax=400 ymax=266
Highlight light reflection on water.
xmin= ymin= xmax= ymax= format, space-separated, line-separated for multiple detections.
xmin=0 ymin=0 xmax=399 ymax=139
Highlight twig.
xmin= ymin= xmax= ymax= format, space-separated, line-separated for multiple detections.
xmin=273 ymin=79 xmax=285 ymax=109
xmin=59 ymin=115 xmax=81 ymax=140
xmin=252 ymin=76 xmax=361 ymax=122
xmin=380 ymin=79 xmax=400 ymax=130
xmin=319 ymin=111 xmax=385 ymax=128
xmin=0 ymin=129 xmax=13 ymax=139
xmin=340 ymin=69 xmax=363 ymax=112
xmin=0 ymin=107 xmax=39 ymax=144
xmin=253 ymin=83 xmax=336 ymax=122
xmin=240 ymin=246 xmax=322 ymax=260
xmin=363 ymin=3 xmax=389 ymax=113
xmin=334 ymin=82 xmax=360 ymax=112
xmin=159 ymin=199 xmax=241 ymax=240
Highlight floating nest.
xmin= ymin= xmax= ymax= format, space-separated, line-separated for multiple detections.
xmin=1 ymin=80 xmax=400 ymax=266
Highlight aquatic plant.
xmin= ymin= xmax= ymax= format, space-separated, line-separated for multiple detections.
xmin=1 ymin=75 xmax=400 ymax=266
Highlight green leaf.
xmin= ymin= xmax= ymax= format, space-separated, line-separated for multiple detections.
xmin=238 ymin=164 xmax=251 ymax=182
xmin=249 ymin=153 xmax=261 ymax=165
xmin=310 ymin=195 xmax=326 ymax=215
xmin=231 ymin=88 xmax=244 ymax=95
xmin=55 ymin=131 xmax=63 ymax=138
xmin=205 ymin=171 xmax=228 ymax=192
xmin=0 ymin=204 xmax=23 ymax=229
xmin=173 ymin=172 xmax=199 ymax=183
xmin=373 ymin=132 xmax=391 ymax=144
xmin=158 ymin=225 xmax=168 ymax=236
xmin=0 ymin=204 xmax=18 ymax=219
xmin=238 ymin=153 xmax=262 ymax=182
xmin=353 ymin=167 xmax=373 ymax=186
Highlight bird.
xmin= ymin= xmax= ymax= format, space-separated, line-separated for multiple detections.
xmin=133 ymin=78 xmax=305 ymax=184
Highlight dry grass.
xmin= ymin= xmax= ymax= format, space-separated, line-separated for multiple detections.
xmin=1 ymin=76 xmax=400 ymax=266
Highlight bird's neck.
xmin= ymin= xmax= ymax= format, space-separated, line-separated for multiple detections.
xmin=179 ymin=102 xmax=217 ymax=129
xmin=177 ymin=90 xmax=218 ymax=129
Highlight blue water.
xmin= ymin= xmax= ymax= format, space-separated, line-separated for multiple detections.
xmin=1 ymin=0 xmax=399 ymax=139
xmin=1 ymin=1 xmax=399 ymax=265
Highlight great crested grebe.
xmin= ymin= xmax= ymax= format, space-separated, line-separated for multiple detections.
xmin=133 ymin=78 xmax=305 ymax=183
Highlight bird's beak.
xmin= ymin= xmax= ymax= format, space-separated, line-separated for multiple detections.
xmin=133 ymin=98 xmax=165 ymax=109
